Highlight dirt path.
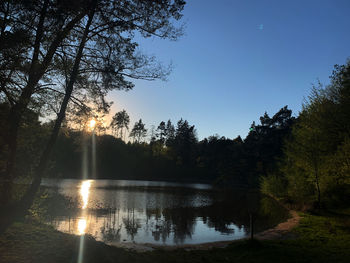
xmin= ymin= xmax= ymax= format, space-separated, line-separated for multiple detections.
xmin=114 ymin=210 xmax=301 ymax=252
xmin=255 ymin=210 xmax=301 ymax=240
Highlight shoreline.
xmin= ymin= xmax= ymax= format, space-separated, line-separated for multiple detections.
xmin=112 ymin=210 xmax=301 ymax=252
xmin=1 ymin=210 xmax=348 ymax=263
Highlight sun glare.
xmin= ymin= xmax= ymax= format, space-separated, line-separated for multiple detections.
xmin=89 ymin=119 xmax=96 ymax=129
xmin=78 ymin=218 xmax=87 ymax=235
xmin=80 ymin=180 xmax=92 ymax=209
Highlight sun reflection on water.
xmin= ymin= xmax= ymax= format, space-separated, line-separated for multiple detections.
xmin=78 ymin=218 xmax=87 ymax=235
xmin=77 ymin=180 xmax=92 ymax=263
xmin=80 ymin=180 xmax=92 ymax=209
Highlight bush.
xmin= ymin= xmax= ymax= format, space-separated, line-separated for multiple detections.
xmin=260 ymin=174 xmax=287 ymax=198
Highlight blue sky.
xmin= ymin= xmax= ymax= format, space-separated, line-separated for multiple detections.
xmin=107 ymin=0 xmax=350 ymax=140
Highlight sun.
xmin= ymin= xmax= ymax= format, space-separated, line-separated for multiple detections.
xmin=88 ymin=119 xmax=96 ymax=129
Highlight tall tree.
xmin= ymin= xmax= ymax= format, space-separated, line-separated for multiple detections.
xmin=0 ymin=0 xmax=186 ymax=233
xmin=281 ymin=60 xmax=350 ymax=207
xmin=283 ymin=110 xmax=325 ymax=205
xmin=245 ymin=106 xmax=295 ymax=177
xmin=156 ymin=121 xmax=167 ymax=144
xmin=129 ymin=119 xmax=147 ymax=143
xmin=173 ymin=119 xmax=197 ymax=165
xmin=110 ymin=110 xmax=130 ymax=140
xmin=165 ymin=119 xmax=175 ymax=147
xmin=1 ymin=0 xmax=185 ymax=186
xmin=1 ymin=0 xmax=91 ymax=185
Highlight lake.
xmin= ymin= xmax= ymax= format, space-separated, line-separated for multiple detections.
xmin=42 ymin=179 xmax=289 ymax=246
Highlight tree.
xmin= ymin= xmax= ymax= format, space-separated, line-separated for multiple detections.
xmin=283 ymin=110 xmax=325 ymax=206
xmin=129 ymin=119 xmax=147 ymax=143
xmin=172 ymin=119 xmax=197 ymax=165
xmin=149 ymin=125 xmax=156 ymax=143
xmin=1 ymin=0 xmax=185 ymax=186
xmin=280 ymin=60 xmax=350 ymax=207
xmin=245 ymin=106 xmax=295 ymax=177
xmin=110 ymin=110 xmax=130 ymax=140
xmin=165 ymin=119 xmax=176 ymax=146
xmin=1 ymin=0 xmax=92 ymax=184
xmin=156 ymin=121 xmax=167 ymax=144
xmin=0 ymin=0 xmax=186 ymax=233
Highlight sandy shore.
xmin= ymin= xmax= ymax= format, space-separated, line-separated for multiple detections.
xmin=113 ymin=210 xmax=301 ymax=252
xmin=255 ymin=210 xmax=301 ymax=240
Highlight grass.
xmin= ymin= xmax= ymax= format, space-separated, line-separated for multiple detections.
xmin=0 ymin=210 xmax=349 ymax=263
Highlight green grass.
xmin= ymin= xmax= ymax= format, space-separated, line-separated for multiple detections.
xmin=0 ymin=210 xmax=349 ymax=263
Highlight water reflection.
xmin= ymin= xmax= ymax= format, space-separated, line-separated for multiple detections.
xmin=44 ymin=179 xmax=289 ymax=245
xmin=77 ymin=180 xmax=92 ymax=263
xmin=100 ymin=209 xmax=122 ymax=242
xmin=78 ymin=218 xmax=87 ymax=235
xmin=76 ymin=180 xmax=92 ymax=236
xmin=80 ymin=180 xmax=92 ymax=209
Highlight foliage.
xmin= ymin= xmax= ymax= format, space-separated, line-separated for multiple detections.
xmin=32 ymin=106 xmax=294 ymax=187
xmin=110 ymin=110 xmax=130 ymax=140
xmin=0 ymin=97 xmax=296 ymax=187
xmin=0 ymin=103 xmax=50 ymax=179
xmin=278 ymin=61 xmax=350 ymax=207
xmin=28 ymin=188 xmax=77 ymax=221
xmin=0 ymin=1 xmax=187 ymax=216
xmin=260 ymin=173 xmax=287 ymax=199
xmin=129 ymin=119 xmax=147 ymax=143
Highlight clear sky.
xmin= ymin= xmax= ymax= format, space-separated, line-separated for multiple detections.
xmin=107 ymin=0 xmax=350 ymax=140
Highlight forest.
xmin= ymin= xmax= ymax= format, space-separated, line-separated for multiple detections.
xmin=0 ymin=102 xmax=294 ymax=185
xmin=0 ymin=1 xmax=349 ymax=262
xmin=2 ymin=59 xmax=350 ymax=209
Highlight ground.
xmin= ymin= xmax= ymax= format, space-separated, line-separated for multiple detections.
xmin=0 ymin=209 xmax=349 ymax=263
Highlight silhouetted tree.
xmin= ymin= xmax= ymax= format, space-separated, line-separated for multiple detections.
xmin=110 ymin=110 xmax=130 ymax=140
xmin=156 ymin=121 xmax=167 ymax=144
xmin=165 ymin=120 xmax=176 ymax=147
xmin=173 ymin=119 xmax=197 ymax=165
xmin=245 ymin=106 xmax=295 ymax=178
xmin=130 ymin=119 xmax=147 ymax=143
xmin=0 ymin=0 xmax=186 ymax=233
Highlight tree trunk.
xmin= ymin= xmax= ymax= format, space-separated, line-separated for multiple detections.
xmin=2 ymin=9 xmax=86 ymax=203
xmin=2 ymin=0 xmax=49 ymax=204
xmin=0 ymin=4 xmax=95 ymax=235
xmin=315 ymin=166 xmax=321 ymax=208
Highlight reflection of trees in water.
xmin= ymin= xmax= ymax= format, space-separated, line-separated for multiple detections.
xmin=123 ymin=208 xmax=141 ymax=240
xmin=49 ymin=188 xmax=288 ymax=244
xmin=143 ymin=190 xmax=254 ymax=242
xmin=144 ymin=208 xmax=171 ymax=242
xmin=201 ymin=191 xmax=288 ymax=234
xmin=100 ymin=208 xmax=122 ymax=243
xmin=202 ymin=191 xmax=260 ymax=234
xmin=162 ymin=207 xmax=196 ymax=244
xmin=143 ymin=190 xmax=289 ymax=243
xmin=144 ymin=207 xmax=195 ymax=244
xmin=150 ymin=216 xmax=172 ymax=243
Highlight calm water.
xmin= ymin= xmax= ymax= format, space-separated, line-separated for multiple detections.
xmin=42 ymin=179 xmax=288 ymax=246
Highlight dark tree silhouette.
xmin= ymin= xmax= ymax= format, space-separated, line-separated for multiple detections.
xmin=130 ymin=119 xmax=147 ymax=143
xmin=0 ymin=0 xmax=186 ymax=234
xmin=110 ymin=110 xmax=130 ymax=140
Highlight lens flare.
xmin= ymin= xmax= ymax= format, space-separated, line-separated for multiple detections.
xmin=89 ymin=119 xmax=96 ymax=129
xmin=77 ymin=218 xmax=87 ymax=235
xmin=80 ymin=180 xmax=91 ymax=209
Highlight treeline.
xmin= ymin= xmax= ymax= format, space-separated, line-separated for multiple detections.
xmin=50 ymin=60 xmax=350 ymax=208
xmin=0 ymin=102 xmax=295 ymax=186
xmin=1 ymin=57 xmax=349 ymax=208
xmin=50 ymin=105 xmax=295 ymax=185
xmin=261 ymin=61 xmax=350 ymax=208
